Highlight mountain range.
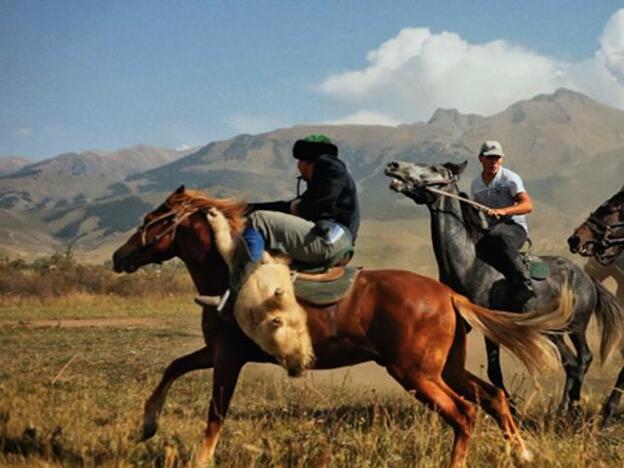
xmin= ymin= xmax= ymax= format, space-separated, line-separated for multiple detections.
xmin=1 ymin=88 xmax=622 ymax=265
xmin=0 ymin=156 xmax=31 ymax=175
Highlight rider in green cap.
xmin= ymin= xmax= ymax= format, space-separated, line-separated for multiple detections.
xmin=247 ymin=134 xmax=359 ymax=266
xmin=196 ymin=134 xmax=359 ymax=308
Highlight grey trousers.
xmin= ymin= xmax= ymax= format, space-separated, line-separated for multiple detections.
xmin=248 ymin=210 xmax=352 ymax=265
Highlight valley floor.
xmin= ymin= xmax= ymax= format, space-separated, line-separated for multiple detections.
xmin=1 ymin=296 xmax=623 ymax=467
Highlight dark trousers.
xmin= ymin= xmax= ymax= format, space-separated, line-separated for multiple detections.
xmin=476 ymin=221 xmax=528 ymax=282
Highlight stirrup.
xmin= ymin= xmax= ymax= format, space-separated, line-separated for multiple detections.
xmin=195 ymin=289 xmax=231 ymax=311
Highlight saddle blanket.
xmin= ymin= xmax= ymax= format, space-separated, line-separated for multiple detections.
xmin=294 ymin=266 xmax=360 ymax=305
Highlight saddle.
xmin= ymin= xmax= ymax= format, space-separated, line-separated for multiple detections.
xmin=519 ymin=240 xmax=550 ymax=280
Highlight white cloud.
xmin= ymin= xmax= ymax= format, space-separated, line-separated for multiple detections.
xmin=598 ymin=9 xmax=624 ymax=81
xmin=319 ymin=9 xmax=624 ymax=123
xmin=323 ymin=110 xmax=400 ymax=126
xmin=12 ymin=127 xmax=34 ymax=138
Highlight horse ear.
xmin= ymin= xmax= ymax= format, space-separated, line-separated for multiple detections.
xmin=444 ymin=160 xmax=468 ymax=176
xmin=174 ymin=185 xmax=186 ymax=194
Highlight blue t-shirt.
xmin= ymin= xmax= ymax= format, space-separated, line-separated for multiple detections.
xmin=470 ymin=167 xmax=528 ymax=232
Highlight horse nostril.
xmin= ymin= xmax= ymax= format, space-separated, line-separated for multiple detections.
xmin=567 ymin=236 xmax=580 ymax=252
xmin=389 ymin=161 xmax=399 ymax=170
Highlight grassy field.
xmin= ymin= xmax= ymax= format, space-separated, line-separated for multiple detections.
xmin=1 ymin=296 xmax=624 ymax=467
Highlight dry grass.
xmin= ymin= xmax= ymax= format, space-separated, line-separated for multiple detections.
xmin=1 ymin=297 xmax=623 ymax=467
xmin=0 ymin=253 xmax=194 ymax=299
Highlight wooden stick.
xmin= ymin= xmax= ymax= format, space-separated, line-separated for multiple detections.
xmin=425 ymin=186 xmax=491 ymax=212
xmin=51 ymin=354 xmax=78 ymax=384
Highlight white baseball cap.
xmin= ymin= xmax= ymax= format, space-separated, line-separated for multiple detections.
xmin=479 ymin=140 xmax=505 ymax=157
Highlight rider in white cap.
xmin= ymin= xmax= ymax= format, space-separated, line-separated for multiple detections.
xmin=470 ymin=140 xmax=535 ymax=304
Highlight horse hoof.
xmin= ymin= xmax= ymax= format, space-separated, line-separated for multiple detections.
xmin=140 ymin=421 xmax=158 ymax=441
xmin=519 ymin=448 xmax=534 ymax=463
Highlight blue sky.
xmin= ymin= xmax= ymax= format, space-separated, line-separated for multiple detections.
xmin=1 ymin=1 xmax=622 ymax=159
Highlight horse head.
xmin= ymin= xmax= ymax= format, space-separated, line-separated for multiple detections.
xmin=384 ymin=160 xmax=468 ymax=204
xmin=568 ymin=188 xmax=624 ymax=265
xmin=112 ymin=185 xmax=247 ymax=274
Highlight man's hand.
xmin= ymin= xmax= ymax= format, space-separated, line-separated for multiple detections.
xmin=290 ymin=198 xmax=301 ymax=215
xmin=487 ymin=208 xmax=506 ymax=218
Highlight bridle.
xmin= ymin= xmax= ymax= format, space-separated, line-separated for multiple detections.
xmin=581 ymin=193 xmax=624 ymax=265
xmin=136 ymin=202 xmax=198 ymax=248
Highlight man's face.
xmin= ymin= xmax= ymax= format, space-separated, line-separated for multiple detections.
xmin=479 ymin=154 xmax=503 ymax=177
xmin=297 ymin=159 xmax=315 ymax=180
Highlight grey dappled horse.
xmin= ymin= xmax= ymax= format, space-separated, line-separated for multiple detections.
xmin=385 ymin=160 xmax=623 ymax=422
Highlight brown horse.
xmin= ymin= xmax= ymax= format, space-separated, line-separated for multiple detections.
xmin=568 ymin=186 xmax=624 ymax=426
xmin=584 ymin=258 xmax=624 ymax=305
xmin=568 ymin=185 xmax=624 ymax=269
xmin=112 ymin=186 xmax=572 ymax=467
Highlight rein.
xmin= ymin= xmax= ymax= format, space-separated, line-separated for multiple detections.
xmin=137 ymin=204 xmax=197 ymax=247
xmin=583 ymin=200 xmax=624 ymax=265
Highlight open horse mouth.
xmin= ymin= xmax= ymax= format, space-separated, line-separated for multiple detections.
xmin=384 ymin=164 xmax=410 ymax=193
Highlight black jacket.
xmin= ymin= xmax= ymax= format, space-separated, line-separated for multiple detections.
xmin=249 ymin=154 xmax=360 ymax=241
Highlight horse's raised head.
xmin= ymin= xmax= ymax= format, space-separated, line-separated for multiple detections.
xmin=384 ymin=160 xmax=466 ymax=204
xmin=568 ymin=188 xmax=624 ymax=264
xmin=112 ymin=185 xmax=247 ymax=273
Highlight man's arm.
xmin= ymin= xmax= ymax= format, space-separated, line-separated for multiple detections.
xmin=488 ymin=191 xmax=533 ymax=217
xmin=245 ymin=200 xmax=292 ymax=215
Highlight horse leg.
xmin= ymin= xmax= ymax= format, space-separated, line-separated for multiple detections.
xmin=567 ymin=331 xmax=593 ymax=412
xmin=142 ymin=346 xmax=214 ymax=440
xmin=601 ymin=365 xmax=624 ymax=429
xmin=388 ymin=365 xmax=476 ymax=468
xmin=194 ymin=344 xmax=245 ymax=467
xmin=444 ymin=367 xmax=532 ymax=462
xmin=549 ymin=335 xmax=579 ymax=413
xmin=485 ymin=339 xmax=510 ymax=396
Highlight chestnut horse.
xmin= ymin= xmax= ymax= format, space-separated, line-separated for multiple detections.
xmin=112 ymin=186 xmax=571 ymax=467
xmin=568 ymin=186 xmax=624 ymax=426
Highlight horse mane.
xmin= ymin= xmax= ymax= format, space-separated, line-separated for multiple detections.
xmin=458 ymin=191 xmax=484 ymax=242
xmin=611 ymin=188 xmax=624 ymax=207
xmin=166 ymin=189 xmax=248 ymax=234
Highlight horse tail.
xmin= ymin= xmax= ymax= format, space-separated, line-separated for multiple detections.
xmin=591 ymin=278 xmax=624 ymax=364
xmin=451 ymin=285 xmax=574 ymax=375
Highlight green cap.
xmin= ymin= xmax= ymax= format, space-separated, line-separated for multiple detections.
xmin=293 ymin=134 xmax=338 ymax=161
xmin=302 ymin=134 xmax=333 ymax=144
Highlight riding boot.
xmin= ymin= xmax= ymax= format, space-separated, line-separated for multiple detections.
xmin=508 ymin=255 xmax=536 ymax=305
